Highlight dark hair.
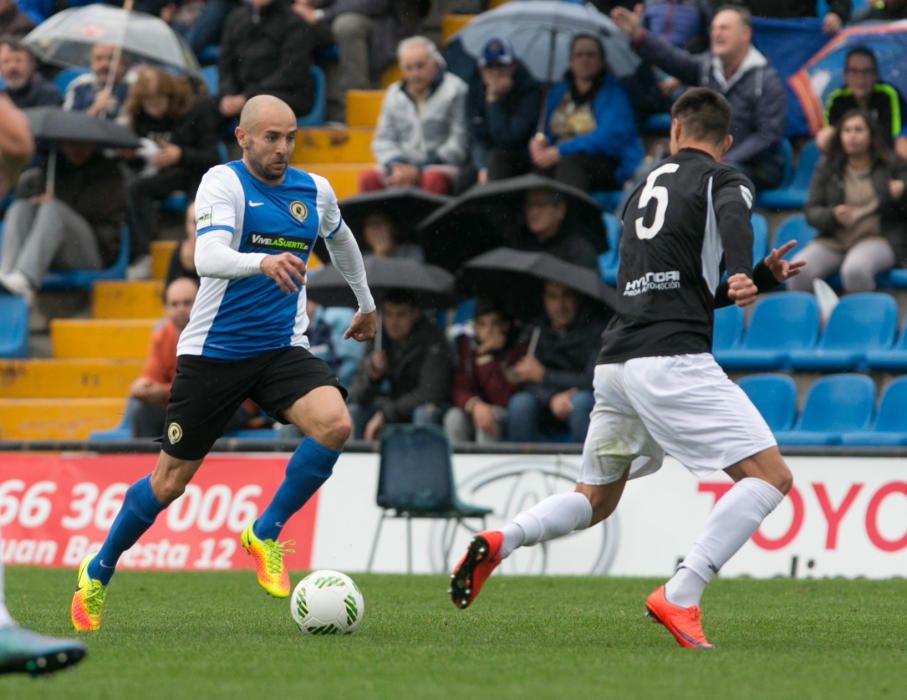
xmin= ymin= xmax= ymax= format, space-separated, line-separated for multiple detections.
xmin=565 ymin=33 xmax=606 ymax=98
xmin=383 ymin=288 xmax=418 ymax=307
xmin=844 ymin=46 xmax=879 ymax=75
xmin=827 ymin=109 xmax=890 ymax=170
xmin=670 ymin=87 xmax=731 ymax=145
xmin=714 ymin=4 xmax=752 ymax=30
xmin=474 ymin=296 xmax=509 ymax=321
xmin=0 ymin=36 xmax=33 ymax=57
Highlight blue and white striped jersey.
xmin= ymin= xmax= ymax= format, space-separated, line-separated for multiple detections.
xmin=178 ymin=161 xmax=342 ymax=359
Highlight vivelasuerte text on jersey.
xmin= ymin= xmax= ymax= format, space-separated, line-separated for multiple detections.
xmin=598 ymin=148 xmax=755 ymax=364
xmin=179 ymin=161 xmax=342 ymax=359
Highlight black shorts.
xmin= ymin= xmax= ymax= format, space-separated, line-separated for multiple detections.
xmin=162 ymin=346 xmax=346 ymax=460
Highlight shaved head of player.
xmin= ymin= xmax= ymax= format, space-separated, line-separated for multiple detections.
xmin=669 ymin=87 xmax=734 ymax=162
xmin=236 ymin=95 xmax=297 ymax=183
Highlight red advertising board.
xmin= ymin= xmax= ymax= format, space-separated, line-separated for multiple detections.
xmin=0 ymin=453 xmax=316 ymax=571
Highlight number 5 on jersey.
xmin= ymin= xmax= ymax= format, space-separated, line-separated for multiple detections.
xmin=635 ymin=163 xmax=680 ymax=240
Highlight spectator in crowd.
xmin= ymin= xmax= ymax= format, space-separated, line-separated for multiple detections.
xmin=612 ymin=4 xmax=787 ymax=190
xmin=0 ymin=0 xmax=35 ymax=37
xmin=531 ymin=34 xmax=643 ymax=193
xmin=643 ymin=0 xmax=712 ymax=52
xmin=444 ymin=297 xmax=527 ymax=444
xmin=793 ymin=109 xmax=907 ymax=293
xmin=121 ymin=67 xmax=220 ymax=279
xmin=361 ymin=210 xmax=424 ymax=260
xmin=816 ymin=47 xmax=907 ymax=162
xmin=466 ymin=37 xmax=542 ymax=184
xmin=734 ymin=0 xmax=849 ymax=34
xmin=306 ymin=298 xmax=362 ymax=387
xmin=0 ymin=38 xmax=62 ymax=110
xmin=291 ymin=0 xmax=419 ymax=122
xmin=216 ymin=0 xmax=314 ymax=121
xmin=129 ymin=276 xmax=198 ymax=437
xmin=853 ymin=0 xmax=906 ymax=22
xmin=505 ymin=281 xmax=604 ymax=443
xmin=165 ymin=201 xmax=200 ymax=287
xmin=347 ymin=289 xmax=453 ymax=440
xmin=181 ymin=0 xmax=241 ymax=56
xmin=512 ymin=187 xmax=598 ymax=268
xmin=0 ymin=140 xmax=126 ymax=303
xmin=63 ymin=43 xmax=129 ymax=120
xmin=360 ymin=36 xmax=468 ymax=195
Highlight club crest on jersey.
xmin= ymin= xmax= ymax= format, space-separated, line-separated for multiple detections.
xmin=289 ymin=200 xmax=308 ymax=223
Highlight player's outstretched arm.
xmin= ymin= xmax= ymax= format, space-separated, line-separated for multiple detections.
xmin=323 ymin=222 xmax=377 ymax=341
xmin=344 ymin=311 xmax=377 ymax=342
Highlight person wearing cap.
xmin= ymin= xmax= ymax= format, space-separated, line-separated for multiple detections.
xmin=465 ymin=37 xmax=542 ymax=185
xmin=530 ymin=33 xmax=643 ymax=193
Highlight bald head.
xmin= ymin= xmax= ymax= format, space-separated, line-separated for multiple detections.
xmin=239 ymin=95 xmax=296 ymax=134
xmin=236 ymin=95 xmax=297 ymax=183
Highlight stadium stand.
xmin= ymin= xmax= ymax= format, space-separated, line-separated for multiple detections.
xmin=840 ymin=377 xmax=907 ymax=446
xmin=0 ymin=295 xmax=29 ymax=358
xmin=756 ymin=140 xmax=818 ymax=211
xmin=773 ymin=374 xmax=876 ymax=446
xmin=712 ymin=304 xmax=744 ymax=355
xmin=41 ymin=225 xmax=130 ymax=290
xmin=865 ymin=313 xmax=907 ymax=371
xmin=737 ymin=373 xmax=798 ymax=432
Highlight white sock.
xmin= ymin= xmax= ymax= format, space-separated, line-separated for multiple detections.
xmin=0 ymin=540 xmax=13 ymax=627
xmin=500 ymin=492 xmax=593 ymax=559
xmin=666 ymin=477 xmax=784 ymax=607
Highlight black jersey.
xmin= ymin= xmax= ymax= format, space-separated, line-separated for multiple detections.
xmin=598 ymin=148 xmax=755 ymax=364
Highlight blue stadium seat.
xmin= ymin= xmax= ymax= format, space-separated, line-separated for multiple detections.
xmin=756 ymin=140 xmax=819 ymax=210
xmin=715 ymin=292 xmax=819 ymax=370
xmin=841 ymin=377 xmax=907 ymax=446
xmin=198 ymin=45 xmax=221 ymax=66
xmin=297 ymin=66 xmax=326 ymax=127
xmin=788 ymin=293 xmax=897 ymax=371
xmin=737 ymin=373 xmax=797 ymax=431
xmin=0 ymin=295 xmax=29 ymax=358
xmin=200 ymin=64 xmax=218 ymax=96
xmin=712 ymin=304 xmax=744 ymax=353
xmin=888 ymin=268 xmax=907 ymax=288
xmin=597 ymin=212 xmax=621 ymax=285
xmin=773 ymin=214 xmax=816 ymax=261
xmin=865 ymin=314 xmax=907 ymax=371
xmin=642 ymin=112 xmax=671 ymax=135
xmin=774 ymin=374 xmax=876 ymax=446
xmin=591 ymin=190 xmax=621 ymax=212
xmin=53 ymin=67 xmax=88 ymax=94
xmin=42 ymin=225 xmax=129 ymax=290
xmin=751 ymin=212 xmax=768 ymax=263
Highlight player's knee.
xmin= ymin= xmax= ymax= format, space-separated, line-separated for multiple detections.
xmin=155 ymin=473 xmax=189 ymax=505
xmin=313 ymin=411 xmax=352 ymax=449
xmin=773 ymin=463 xmax=794 ymax=496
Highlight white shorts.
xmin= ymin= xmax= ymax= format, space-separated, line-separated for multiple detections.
xmin=578 ymin=353 xmax=777 ymax=486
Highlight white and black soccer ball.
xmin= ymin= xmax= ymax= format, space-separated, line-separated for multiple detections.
xmin=291 ymin=570 xmax=364 ymax=635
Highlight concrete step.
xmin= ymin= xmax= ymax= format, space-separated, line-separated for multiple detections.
xmin=298 ymin=163 xmax=372 ymax=200
xmin=151 ymin=240 xmax=177 ymax=280
xmin=51 ymin=318 xmax=158 ymax=359
xmin=0 ymin=358 xmax=143 ymax=398
xmin=293 ymin=127 xmax=374 ymax=164
xmin=345 ymin=90 xmax=384 ymax=129
xmin=0 ymin=398 xmax=127 ymax=440
xmin=92 ymin=280 xmax=164 ymax=319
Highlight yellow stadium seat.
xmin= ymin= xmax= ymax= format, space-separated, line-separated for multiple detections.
xmin=0 ymin=398 xmax=127 ymax=440
xmin=345 ymin=90 xmax=385 ymax=129
xmin=380 ymin=65 xmax=401 ymax=88
xmin=151 ymin=240 xmax=178 ymax=280
xmin=442 ymin=14 xmax=476 ymax=45
xmin=51 ymin=318 xmax=158 ymax=359
xmin=92 ymin=280 xmax=165 ymax=319
xmin=292 ymin=127 xmax=375 ymax=164
xmin=299 ymin=163 xmax=372 ymax=199
xmin=0 ymin=359 xmax=143 ymax=398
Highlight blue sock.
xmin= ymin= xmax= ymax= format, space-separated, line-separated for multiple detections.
xmin=253 ymin=437 xmax=341 ymax=541
xmin=87 ymin=475 xmax=165 ymax=585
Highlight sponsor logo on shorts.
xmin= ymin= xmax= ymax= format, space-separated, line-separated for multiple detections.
xmin=289 ymin=200 xmax=308 ymax=223
xmin=623 ymin=270 xmax=681 ymax=296
xmin=167 ymin=422 xmax=183 ymax=444
xmin=249 ymin=232 xmax=311 ymax=253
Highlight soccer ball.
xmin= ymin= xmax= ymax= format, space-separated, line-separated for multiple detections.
xmin=290 ymin=570 xmax=364 ymax=635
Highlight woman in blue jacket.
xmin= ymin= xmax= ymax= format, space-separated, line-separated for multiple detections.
xmin=530 ymin=34 xmax=643 ymax=193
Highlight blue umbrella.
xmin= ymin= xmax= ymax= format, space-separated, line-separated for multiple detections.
xmin=789 ymin=20 xmax=907 ymax=136
xmin=449 ymin=0 xmax=639 ymax=82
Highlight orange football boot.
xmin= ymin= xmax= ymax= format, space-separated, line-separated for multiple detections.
xmin=645 ymin=585 xmax=714 ymax=649
xmin=449 ymin=530 xmax=503 ymax=609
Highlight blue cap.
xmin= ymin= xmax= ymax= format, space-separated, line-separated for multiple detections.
xmin=479 ymin=37 xmax=514 ymax=67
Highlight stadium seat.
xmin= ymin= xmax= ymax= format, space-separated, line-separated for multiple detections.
xmin=840 ymin=377 xmax=907 ymax=446
xmin=756 ymin=140 xmax=818 ymax=210
xmin=888 ymin=268 xmax=907 ymax=288
xmin=865 ymin=314 xmax=907 ymax=371
xmin=773 ymin=214 xmax=816 ymax=261
xmin=714 ymin=292 xmax=819 ymax=370
xmin=774 ymin=374 xmax=875 ymax=446
xmin=712 ymin=304 xmax=744 ymax=353
xmin=366 ymin=425 xmax=492 ymax=573
xmin=42 ymin=225 xmax=130 ymax=290
xmin=737 ymin=373 xmax=797 ymax=431
xmin=591 ymin=190 xmax=621 ymax=212
xmin=200 ymin=64 xmax=218 ymax=96
xmin=297 ymin=66 xmax=326 ymax=128
xmin=787 ymin=293 xmax=897 ymax=371
xmin=0 ymin=295 xmax=29 ymax=358
xmin=52 ymin=67 xmax=88 ymax=94
xmin=597 ymin=212 xmax=621 ymax=285
xmin=642 ymin=112 xmax=671 ymax=135
xmin=197 ymin=45 xmax=221 ymax=66
xmin=751 ymin=212 xmax=768 ymax=263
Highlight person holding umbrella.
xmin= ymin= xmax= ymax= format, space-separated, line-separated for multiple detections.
xmin=0 ymin=127 xmax=127 ymax=303
xmin=62 ymin=42 xmax=129 ymax=120
xmin=530 ymin=33 xmax=643 ymax=193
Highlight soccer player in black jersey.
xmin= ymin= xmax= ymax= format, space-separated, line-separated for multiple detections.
xmin=450 ymin=87 xmax=806 ymax=649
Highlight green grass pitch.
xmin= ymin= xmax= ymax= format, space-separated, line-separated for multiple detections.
xmin=4 ymin=567 xmax=906 ymax=698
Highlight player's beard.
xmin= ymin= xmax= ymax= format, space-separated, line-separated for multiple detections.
xmin=247 ymin=145 xmax=288 ymax=183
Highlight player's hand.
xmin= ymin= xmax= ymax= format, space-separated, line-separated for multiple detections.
xmin=727 ymin=272 xmax=757 ymax=307
xmin=763 ymin=240 xmax=806 ymax=284
xmin=344 ymin=309 xmax=377 ymax=342
xmin=364 ymin=411 xmax=385 ymax=441
xmin=260 ymin=253 xmax=306 ymax=294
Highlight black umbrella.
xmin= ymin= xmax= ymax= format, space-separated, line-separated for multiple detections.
xmin=307 ymin=256 xmax=456 ymax=310
xmin=457 ymin=247 xmax=616 ymax=321
xmin=313 ymin=188 xmax=450 ymax=261
xmin=417 ymin=174 xmax=606 ymax=273
xmin=24 ymin=107 xmax=141 ymax=149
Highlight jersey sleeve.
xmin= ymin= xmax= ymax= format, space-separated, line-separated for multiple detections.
xmin=713 ymin=168 xmax=755 ymax=277
xmin=194 ymin=166 xmax=242 ymax=237
xmin=312 ymin=173 xmax=343 ymax=239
